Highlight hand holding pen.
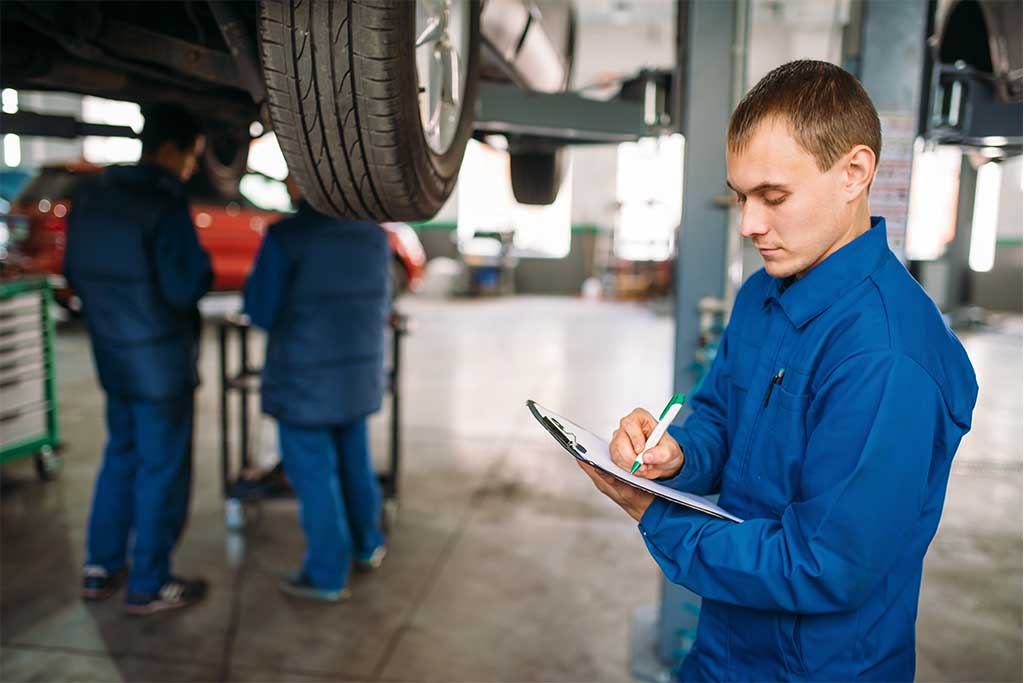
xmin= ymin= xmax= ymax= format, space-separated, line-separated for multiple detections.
xmin=609 ymin=393 xmax=687 ymax=480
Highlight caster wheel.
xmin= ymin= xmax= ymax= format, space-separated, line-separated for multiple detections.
xmin=34 ymin=446 xmax=61 ymax=481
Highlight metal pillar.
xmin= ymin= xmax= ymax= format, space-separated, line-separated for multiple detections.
xmin=671 ymin=0 xmax=740 ymax=400
xmin=857 ymin=0 xmax=931 ymax=259
xmin=859 ymin=1 xmax=929 ymax=113
xmin=634 ymin=1 xmax=742 ymax=679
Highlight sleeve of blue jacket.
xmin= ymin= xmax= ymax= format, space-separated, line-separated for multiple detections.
xmin=639 ymin=351 xmax=944 ymax=615
xmin=658 ymin=326 xmax=734 ymax=496
xmin=243 ymin=230 xmax=289 ymax=331
xmin=153 ymin=202 xmax=213 ymax=310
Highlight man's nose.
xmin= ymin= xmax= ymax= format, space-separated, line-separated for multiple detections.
xmin=739 ymin=205 xmax=769 ymax=238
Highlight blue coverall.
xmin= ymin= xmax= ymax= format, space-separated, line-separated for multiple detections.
xmin=640 ymin=217 xmax=978 ymax=682
xmin=244 ymin=201 xmax=389 ymax=592
xmin=64 ymin=164 xmax=212 ymax=596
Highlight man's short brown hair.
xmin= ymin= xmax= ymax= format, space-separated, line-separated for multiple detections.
xmin=727 ymin=60 xmax=882 ymax=173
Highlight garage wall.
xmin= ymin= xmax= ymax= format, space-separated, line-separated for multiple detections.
xmin=413 ymin=224 xmax=601 ymax=295
xmin=513 ymin=228 xmax=600 ymax=294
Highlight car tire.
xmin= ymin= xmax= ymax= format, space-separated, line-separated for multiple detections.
xmin=258 ymin=0 xmax=480 ymax=222
xmin=510 ymin=149 xmax=565 ymax=205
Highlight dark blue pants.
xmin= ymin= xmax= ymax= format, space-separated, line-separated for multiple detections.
xmin=278 ymin=417 xmax=385 ymax=591
xmin=85 ymin=393 xmax=193 ymax=595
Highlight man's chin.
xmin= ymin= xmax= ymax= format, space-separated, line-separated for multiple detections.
xmin=762 ymin=260 xmax=800 ymax=279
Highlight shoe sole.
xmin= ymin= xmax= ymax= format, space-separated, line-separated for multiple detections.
xmin=81 ymin=574 xmax=126 ymax=601
xmin=81 ymin=587 xmax=117 ymax=601
xmin=278 ymin=583 xmax=350 ymax=603
xmin=123 ymin=598 xmax=202 ymax=616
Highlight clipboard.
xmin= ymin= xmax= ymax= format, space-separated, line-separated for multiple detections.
xmin=527 ymin=400 xmax=743 ymax=523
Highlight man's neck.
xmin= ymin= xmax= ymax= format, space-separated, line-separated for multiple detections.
xmin=796 ymin=201 xmax=873 ymax=279
xmin=139 ymin=155 xmax=180 ymax=182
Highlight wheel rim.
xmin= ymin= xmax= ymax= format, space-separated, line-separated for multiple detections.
xmin=415 ymin=0 xmax=470 ymax=156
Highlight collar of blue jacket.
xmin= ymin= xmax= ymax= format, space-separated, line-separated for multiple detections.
xmin=765 ymin=216 xmax=889 ymax=329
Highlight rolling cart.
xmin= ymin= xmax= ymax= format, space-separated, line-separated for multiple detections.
xmin=0 ymin=277 xmax=62 ymax=480
xmin=216 ymin=310 xmax=408 ymax=531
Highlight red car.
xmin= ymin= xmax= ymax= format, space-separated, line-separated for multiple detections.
xmin=1 ymin=163 xmax=425 ymax=308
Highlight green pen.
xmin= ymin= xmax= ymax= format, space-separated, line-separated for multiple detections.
xmin=630 ymin=393 xmax=687 ymax=475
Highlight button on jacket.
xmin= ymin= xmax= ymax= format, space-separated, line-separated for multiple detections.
xmin=640 ymin=218 xmax=978 ymax=682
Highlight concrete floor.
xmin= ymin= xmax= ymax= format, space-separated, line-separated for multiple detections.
xmin=1 ymin=296 xmax=1020 ymax=682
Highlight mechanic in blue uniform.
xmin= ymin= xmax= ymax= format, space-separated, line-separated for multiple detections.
xmin=65 ymin=102 xmax=213 ymax=615
xmin=244 ymin=175 xmax=389 ymax=602
xmin=578 ymin=61 xmax=978 ymax=682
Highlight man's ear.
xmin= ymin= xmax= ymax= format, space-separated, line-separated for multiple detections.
xmin=843 ymin=144 xmax=876 ymax=199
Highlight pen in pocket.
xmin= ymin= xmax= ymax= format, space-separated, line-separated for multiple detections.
xmin=763 ymin=368 xmax=785 ymax=407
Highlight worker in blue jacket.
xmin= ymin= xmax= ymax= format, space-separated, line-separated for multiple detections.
xmin=578 ymin=61 xmax=978 ymax=682
xmin=244 ymin=176 xmax=389 ymax=602
xmin=65 ymin=103 xmax=213 ymax=615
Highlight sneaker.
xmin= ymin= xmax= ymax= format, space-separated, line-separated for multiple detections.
xmin=81 ymin=565 xmax=127 ymax=601
xmin=124 ymin=576 xmax=208 ymax=616
xmin=354 ymin=546 xmax=387 ymax=572
xmin=278 ymin=572 xmax=351 ymax=603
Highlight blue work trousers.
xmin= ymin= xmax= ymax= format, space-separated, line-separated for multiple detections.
xmin=278 ymin=418 xmax=385 ymax=591
xmin=86 ymin=393 xmax=193 ymax=595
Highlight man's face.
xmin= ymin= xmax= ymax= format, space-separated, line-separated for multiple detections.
xmin=159 ymin=135 xmax=205 ymax=182
xmin=726 ymin=118 xmax=855 ymax=279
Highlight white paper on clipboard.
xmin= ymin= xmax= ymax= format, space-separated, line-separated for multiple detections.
xmin=527 ymin=400 xmax=743 ymax=523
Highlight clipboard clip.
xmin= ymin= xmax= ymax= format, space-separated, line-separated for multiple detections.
xmin=545 ymin=417 xmax=587 ymax=455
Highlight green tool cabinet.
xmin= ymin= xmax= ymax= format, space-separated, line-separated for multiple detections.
xmin=0 ymin=277 xmax=61 ymax=479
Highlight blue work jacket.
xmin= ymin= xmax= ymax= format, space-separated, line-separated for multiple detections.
xmin=243 ymin=202 xmax=390 ymax=427
xmin=640 ymin=217 xmax=977 ymax=682
xmin=64 ymin=164 xmax=212 ymax=400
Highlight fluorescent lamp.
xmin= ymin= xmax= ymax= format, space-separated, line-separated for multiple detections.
xmin=905 ymin=140 xmax=961 ymax=261
xmin=968 ymin=161 xmax=1001 ymax=273
xmin=1 ymin=89 xmax=17 ymax=115
xmin=3 ymin=134 xmax=21 ymax=167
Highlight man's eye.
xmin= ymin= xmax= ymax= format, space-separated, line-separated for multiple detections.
xmin=734 ymin=194 xmax=746 ymax=205
xmin=765 ymin=195 xmax=787 ymax=206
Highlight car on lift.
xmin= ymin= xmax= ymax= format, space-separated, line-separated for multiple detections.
xmin=0 ymin=163 xmax=427 ymax=309
xmin=1 ymin=0 xmax=575 ymax=221
xmin=926 ymin=0 xmax=1022 ymax=152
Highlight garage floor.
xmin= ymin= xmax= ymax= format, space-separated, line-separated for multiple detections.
xmin=1 ymin=297 xmax=1020 ymax=682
